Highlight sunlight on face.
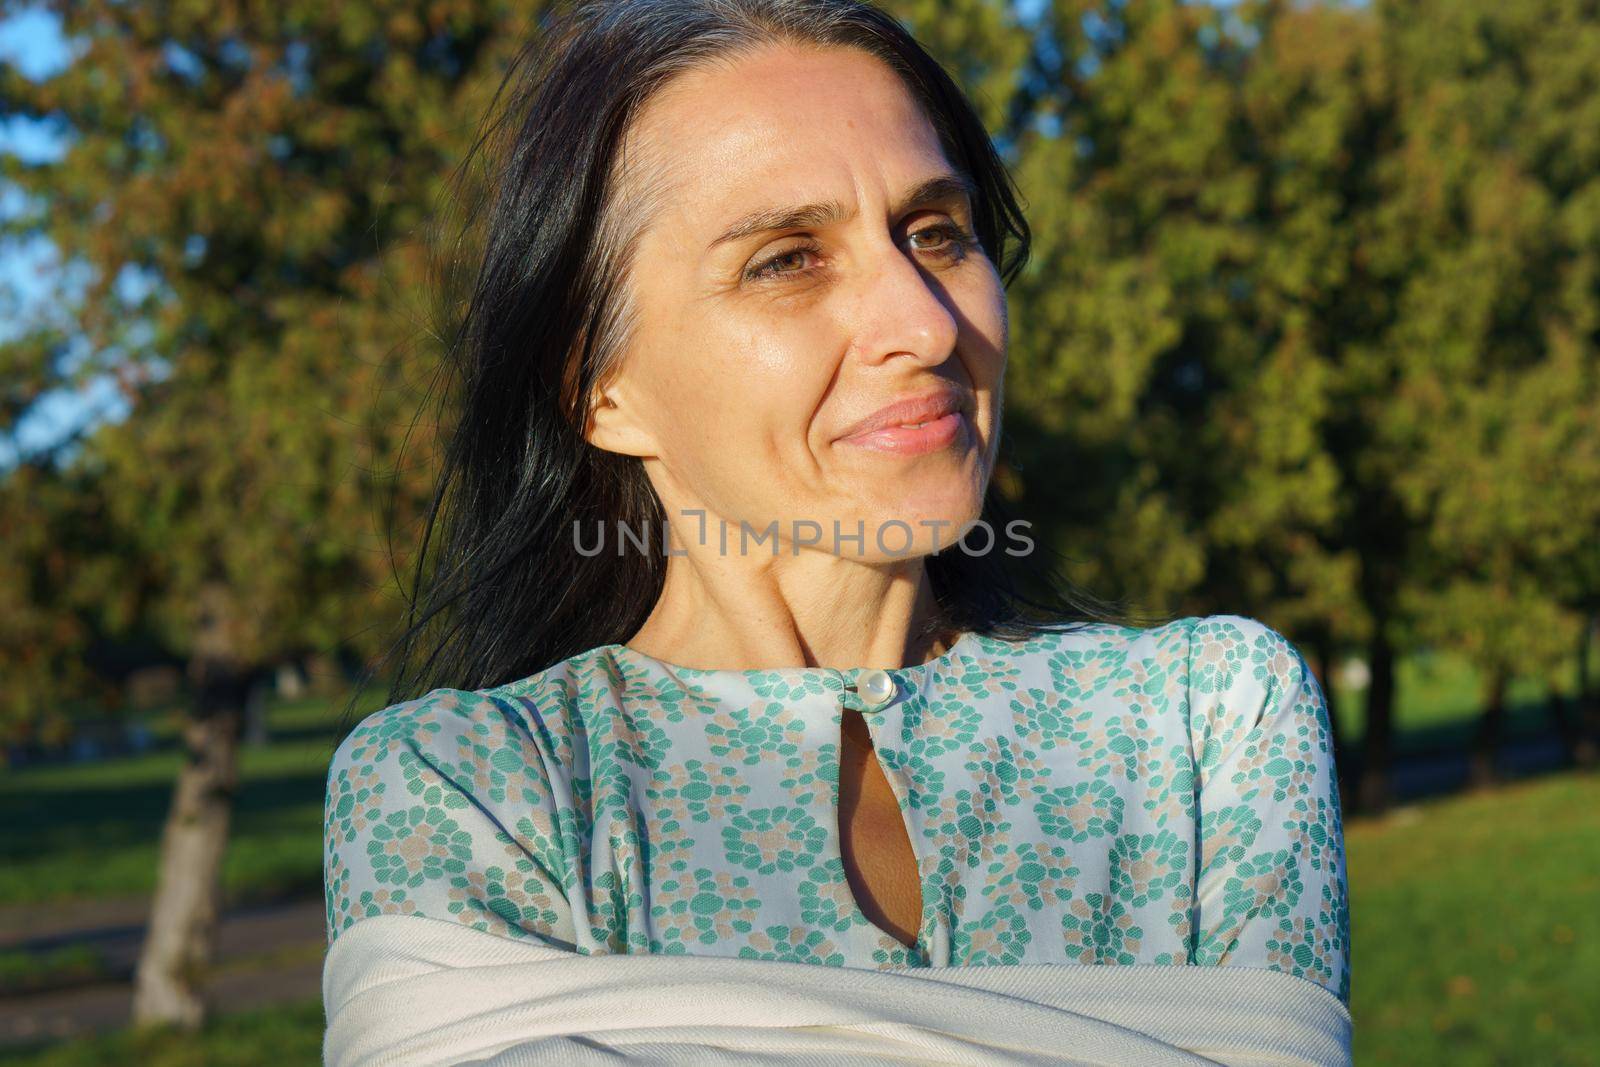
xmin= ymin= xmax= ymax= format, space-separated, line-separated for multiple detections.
xmin=587 ymin=42 xmax=1008 ymax=561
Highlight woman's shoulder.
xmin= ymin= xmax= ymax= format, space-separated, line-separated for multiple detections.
xmin=323 ymin=681 xmax=583 ymax=950
xmin=1181 ymin=614 xmax=1325 ymax=723
xmin=1178 ymin=616 xmax=1333 ymax=801
xmin=326 ymin=662 xmax=615 ymax=829
xmin=978 ymin=611 xmax=1299 ymax=657
xmin=1007 ymin=612 xmax=1311 ymax=689
xmin=330 ymin=687 xmax=497 ymax=778
xmin=1183 ymin=614 xmax=1311 ymax=695
xmin=960 ymin=613 xmax=1197 ymax=677
xmin=329 ymin=650 xmax=616 ymax=782
xmin=981 ymin=613 xmax=1323 ymax=731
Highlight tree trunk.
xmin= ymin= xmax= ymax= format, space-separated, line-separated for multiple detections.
xmin=1357 ymin=629 xmax=1396 ymax=814
xmin=1576 ymin=611 xmax=1599 ymax=769
xmin=131 ymin=586 xmax=249 ymax=1031
xmin=1468 ymin=667 xmax=1508 ymax=791
xmin=1546 ymin=685 xmax=1593 ymax=770
xmin=243 ymin=671 xmax=271 ymax=747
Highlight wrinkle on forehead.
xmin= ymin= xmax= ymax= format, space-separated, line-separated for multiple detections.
xmin=618 ymin=43 xmax=946 ymax=242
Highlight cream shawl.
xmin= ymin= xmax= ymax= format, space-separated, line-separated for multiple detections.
xmin=322 ymin=913 xmax=1351 ymax=1066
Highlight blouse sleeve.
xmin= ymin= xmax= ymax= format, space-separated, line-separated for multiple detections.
xmin=1186 ymin=615 xmax=1351 ymax=1004
xmin=322 ymin=687 xmax=579 ymax=952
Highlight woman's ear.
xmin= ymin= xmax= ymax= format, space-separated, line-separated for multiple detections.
xmin=583 ymin=380 xmax=657 ymax=459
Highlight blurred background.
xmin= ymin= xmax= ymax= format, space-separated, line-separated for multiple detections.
xmin=1 ymin=0 xmax=1596 ymax=1063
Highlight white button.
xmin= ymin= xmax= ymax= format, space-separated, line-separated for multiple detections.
xmin=858 ymin=669 xmax=895 ymax=707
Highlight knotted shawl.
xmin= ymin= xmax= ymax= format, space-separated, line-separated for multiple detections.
xmin=322 ymin=913 xmax=1351 ymax=1066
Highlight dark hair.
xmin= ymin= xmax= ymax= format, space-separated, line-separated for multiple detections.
xmin=351 ymin=0 xmax=1166 ymax=723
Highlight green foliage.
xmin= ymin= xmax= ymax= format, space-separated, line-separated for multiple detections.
xmin=0 ymin=1 xmax=553 ymax=735
xmin=1374 ymin=0 xmax=1600 ymax=680
xmin=0 ymin=465 xmax=125 ymax=741
xmin=1 ymin=0 xmax=1596 ymax=754
xmin=995 ymin=0 xmax=1598 ymax=698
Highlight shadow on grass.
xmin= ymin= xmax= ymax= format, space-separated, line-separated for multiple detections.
xmin=0 ymin=767 xmax=331 ymax=908
xmin=1339 ymin=692 xmax=1590 ymax=810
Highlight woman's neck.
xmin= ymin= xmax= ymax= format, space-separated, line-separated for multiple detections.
xmin=623 ymin=549 xmax=954 ymax=671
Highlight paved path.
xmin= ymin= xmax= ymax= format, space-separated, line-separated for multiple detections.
xmin=0 ymin=896 xmax=325 ymax=1048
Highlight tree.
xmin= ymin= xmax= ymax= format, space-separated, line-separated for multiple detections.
xmin=1003 ymin=0 xmax=1600 ymax=811
xmin=1003 ymin=0 xmax=1370 ymax=776
xmin=0 ymin=0 xmax=548 ymax=1028
xmin=1372 ymin=0 xmax=1600 ymax=789
xmin=0 ymin=458 xmax=129 ymax=755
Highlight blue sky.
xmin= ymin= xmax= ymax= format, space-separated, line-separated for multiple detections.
xmin=0 ymin=5 xmax=109 ymax=467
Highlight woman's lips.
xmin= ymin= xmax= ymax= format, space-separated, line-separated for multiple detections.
xmin=837 ymin=410 xmax=967 ymax=456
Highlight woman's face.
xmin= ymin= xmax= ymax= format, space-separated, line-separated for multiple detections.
xmin=587 ymin=43 xmax=1007 ymax=562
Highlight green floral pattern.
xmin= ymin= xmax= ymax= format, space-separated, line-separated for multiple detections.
xmin=323 ymin=614 xmax=1351 ymax=1005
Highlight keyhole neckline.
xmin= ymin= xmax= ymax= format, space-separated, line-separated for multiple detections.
xmin=832 ymin=700 xmax=929 ymax=959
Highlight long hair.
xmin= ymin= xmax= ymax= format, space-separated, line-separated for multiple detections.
xmin=356 ymin=0 xmax=1168 ymax=720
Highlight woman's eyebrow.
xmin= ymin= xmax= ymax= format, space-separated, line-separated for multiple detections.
xmin=706 ymin=172 xmax=977 ymax=251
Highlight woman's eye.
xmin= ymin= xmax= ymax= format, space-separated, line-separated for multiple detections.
xmin=910 ymin=223 xmax=973 ymax=253
xmin=745 ymin=246 xmax=817 ymax=281
xmin=742 ymin=224 xmax=979 ymax=283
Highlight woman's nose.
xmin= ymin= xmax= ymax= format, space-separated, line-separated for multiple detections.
xmin=844 ymin=235 xmax=961 ymax=370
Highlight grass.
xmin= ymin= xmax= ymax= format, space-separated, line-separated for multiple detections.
xmin=0 ymin=944 xmax=110 ymax=996
xmin=0 ymin=685 xmax=388 ymax=908
xmin=1347 ymin=771 xmax=1600 ymax=1065
xmin=0 ymin=1000 xmax=325 ymax=1067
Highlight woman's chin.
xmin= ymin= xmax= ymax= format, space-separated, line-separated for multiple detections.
xmin=876 ymin=470 xmax=988 ymax=524
xmin=845 ymin=501 xmax=986 ymax=558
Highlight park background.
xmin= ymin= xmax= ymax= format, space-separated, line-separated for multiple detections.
xmin=1 ymin=0 xmax=1597 ymax=1062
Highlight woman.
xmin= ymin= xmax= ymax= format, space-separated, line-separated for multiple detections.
xmin=322 ymin=0 xmax=1350 ymax=1062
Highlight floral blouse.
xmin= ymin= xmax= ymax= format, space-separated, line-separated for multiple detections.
xmin=323 ymin=614 xmax=1351 ymax=1005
